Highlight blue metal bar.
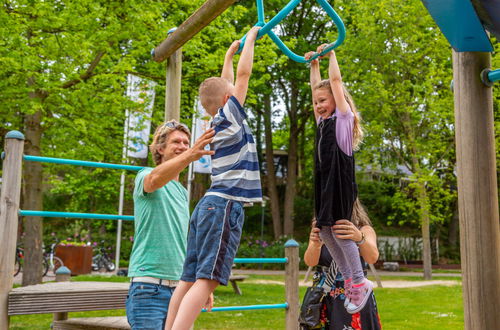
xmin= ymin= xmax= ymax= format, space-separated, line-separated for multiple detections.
xmin=233 ymin=258 xmax=288 ymax=264
xmin=23 ymin=155 xmax=144 ymax=171
xmin=237 ymin=0 xmax=345 ymax=63
xmin=202 ymin=303 xmax=288 ymax=312
xmin=19 ymin=210 xmax=134 ymax=221
xmin=488 ymin=69 xmax=500 ymax=83
xmin=256 ymin=0 xmax=265 ymax=24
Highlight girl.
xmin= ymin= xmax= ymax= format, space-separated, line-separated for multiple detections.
xmin=305 ymin=45 xmax=372 ymax=314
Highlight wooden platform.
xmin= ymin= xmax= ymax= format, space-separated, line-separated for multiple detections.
xmin=8 ymin=281 xmax=129 ymax=315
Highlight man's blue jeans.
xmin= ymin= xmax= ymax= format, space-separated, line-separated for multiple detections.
xmin=126 ymin=282 xmax=175 ymax=330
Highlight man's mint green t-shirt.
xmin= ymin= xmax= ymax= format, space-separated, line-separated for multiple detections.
xmin=128 ymin=168 xmax=189 ymax=280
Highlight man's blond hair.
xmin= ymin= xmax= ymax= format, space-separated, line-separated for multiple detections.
xmin=199 ymin=77 xmax=232 ymax=113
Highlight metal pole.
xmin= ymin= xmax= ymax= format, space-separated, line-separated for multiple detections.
xmin=0 ymin=131 xmax=25 ymax=329
xmin=115 ymin=107 xmax=131 ymax=274
xmin=187 ymin=108 xmax=197 ymax=207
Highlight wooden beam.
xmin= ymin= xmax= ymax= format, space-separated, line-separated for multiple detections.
xmin=452 ymin=50 xmax=500 ymax=330
xmin=153 ymin=0 xmax=237 ymax=62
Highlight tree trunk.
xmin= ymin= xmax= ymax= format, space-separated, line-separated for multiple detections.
xmin=263 ymin=94 xmax=282 ymax=238
xmin=283 ymin=86 xmax=299 ymax=236
xmin=22 ymin=109 xmax=44 ymax=286
xmin=448 ymin=199 xmax=459 ymax=250
xmin=418 ymin=179 xmax=432 ymax=280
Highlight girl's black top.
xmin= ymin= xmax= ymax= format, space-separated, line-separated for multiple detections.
xmin=314 ymin=116 xmax=357 ymax=227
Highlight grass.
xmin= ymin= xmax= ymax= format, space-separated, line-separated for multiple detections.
xmin=9 ymin=274 xmax=463 ymax=330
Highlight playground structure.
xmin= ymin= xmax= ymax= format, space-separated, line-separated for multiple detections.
xmin=1 ymin=0 xmax=499 ymax=328
xmin=422 ymin=1 xmax=500 ymax=329
xmin=0 ymin=132 xmax=300 ymax=328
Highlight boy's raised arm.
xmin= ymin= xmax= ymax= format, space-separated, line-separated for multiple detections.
xmin=221 ymin=40 xmax=241 ymax=84
xmin=233 ymin=26 xmax=261 ymax=106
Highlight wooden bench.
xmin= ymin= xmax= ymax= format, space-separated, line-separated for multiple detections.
xmin=9 ymin=275 xmax=248 ymax=329
xmin=228 ymin=274 xmax=248 ymax=295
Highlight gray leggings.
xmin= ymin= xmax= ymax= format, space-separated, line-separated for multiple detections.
xmin=319 ymin=226 xmax=364 ymax=284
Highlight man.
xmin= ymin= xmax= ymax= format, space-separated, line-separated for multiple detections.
xmin=125 ymin=120 xmax=214 ymax=330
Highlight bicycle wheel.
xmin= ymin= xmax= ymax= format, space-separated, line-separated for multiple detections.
xmin=50 ymin=256 xmax=64 ymax=275
xmin=104 ymin=258 xmax=116 ymax=272
xmin=13 ymin=257 xmax=21 ymax=276
xmin=41 ymin=257 xmax=49 ymax=277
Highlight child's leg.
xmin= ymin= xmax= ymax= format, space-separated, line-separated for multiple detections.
xmin=171 ymin=279 xmax=219 ymax=330
xmin=165 ymin=281 xmax=194 ymax=330
xmin=319 ymin=226 xmax=364 ymax=283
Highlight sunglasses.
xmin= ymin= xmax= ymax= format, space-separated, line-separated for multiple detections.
xmin=164 ymin=120 xmax=189 ymax=130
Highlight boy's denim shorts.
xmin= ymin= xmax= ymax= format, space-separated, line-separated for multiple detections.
xmin=181 ymin=195 xmax=244 ymax=286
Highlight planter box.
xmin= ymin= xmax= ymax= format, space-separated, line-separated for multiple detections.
xmin=55 ymin=245 xmax=93 ymax=275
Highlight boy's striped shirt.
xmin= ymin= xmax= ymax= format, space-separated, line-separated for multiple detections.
xmin=206 ymin=96 xmax=262 ymax=202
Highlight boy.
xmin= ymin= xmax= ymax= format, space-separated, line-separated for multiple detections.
xmin=165 ymin=26 xmax=262 ymax=330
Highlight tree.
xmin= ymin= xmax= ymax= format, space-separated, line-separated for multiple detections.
xmin=0 ymin=0 xmax=201 ymax=284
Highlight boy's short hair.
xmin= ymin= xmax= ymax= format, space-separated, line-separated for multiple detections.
xmin=199 ymin=77 xmax=232 ymax=112
xmin=149 ymin=120 xmax=191 ymax=165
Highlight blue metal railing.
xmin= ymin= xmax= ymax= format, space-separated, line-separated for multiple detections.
xmin=19 ymin=210 xmax=134 ymax=221
xmin=233 ymin=257 xmax=288 ymax=264
xmin=23 ymin=155 xmax=144 ymax=171
xmin=202 ymin=303 xmax=288 ymax=312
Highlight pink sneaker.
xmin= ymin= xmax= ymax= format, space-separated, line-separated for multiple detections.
xmin=343 ymin=278 xmax=352 ymax=308
xmin=346 ymin=279 xmax=373 ymax=314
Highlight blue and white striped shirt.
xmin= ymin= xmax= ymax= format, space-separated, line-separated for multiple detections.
xmin=206 ymin=96 xmax=262 ymax=202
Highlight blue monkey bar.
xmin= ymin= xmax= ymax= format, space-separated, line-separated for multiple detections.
xmin=234 ymin=257 xmax=288 ymax=263
xmin=23 ymin=155 xmax=144 ymax=171
xmin=481 ymin=68 xmax=500 ymax=86
xmin=202 ymin=303 xmax=288 ymax=312
xmin=19 ymin=210 xmax=134 ymax=221
xmin=238 ymin=0 xmax=346 ymax=63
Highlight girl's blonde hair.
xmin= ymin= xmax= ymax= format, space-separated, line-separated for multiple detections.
xmin=149 ymin=120 xmax=191 ymax=165
xmin=314 ymin=80 xmax=363 ymax=150
xmin=311 ymin=198 xmax=372 ymax=229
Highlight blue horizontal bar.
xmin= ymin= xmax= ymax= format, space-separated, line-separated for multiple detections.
xmin=488 ymin=69 xmax=500 ymax=83
xmin=23 ymin=155 xmax=144 ymax=171
xmin=19 ymin=210 xmax=134 ymax=221
xmin=202 ymin=303 xmax=288 ymax=312
xmin=233 ymin=258 xmax=288 ymax=264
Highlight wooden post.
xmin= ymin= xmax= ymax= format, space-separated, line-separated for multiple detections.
xmin=53 ymin=266 xmax=71 ymax=321
xmin=452 ymin=50 xmax=500 ymax=330
xmin=0 ymin=131 xmax=25 ymax=329
xmin=165 ymin=30 xmax=182 ymax=122
xmin=284 ymin=239 xmax=299 ymax=330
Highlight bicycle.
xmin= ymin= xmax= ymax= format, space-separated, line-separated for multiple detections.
xmin=92 ymin=242 xmax=116 ymax=272
xmin=13 ymin=245 xmax=51 ymax=277
xmin=13 ymin=246 xmax=23 ymax=276
xmin=42 ymin=242 xmax=64 ymax=276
